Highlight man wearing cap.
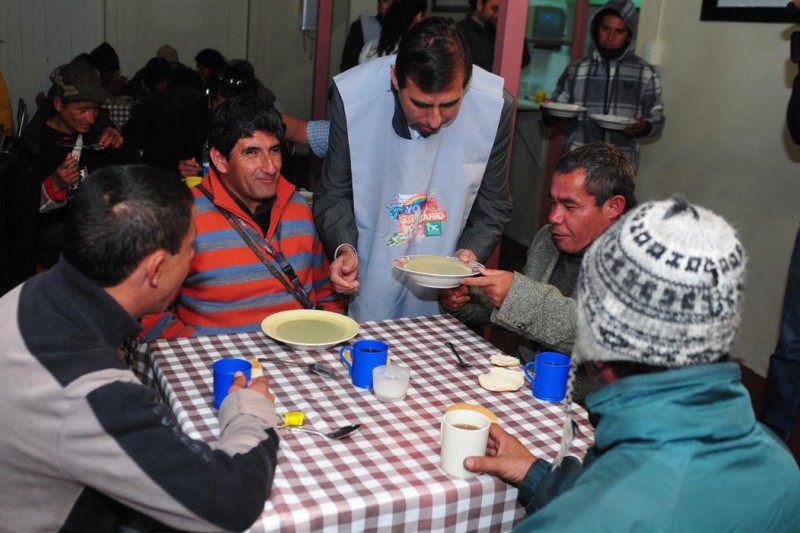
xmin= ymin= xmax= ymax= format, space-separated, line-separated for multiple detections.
xmin=0 ymin=58 xmax=140 ymax=295
xmin=464 ymin=197 xmax=800 ymax=530
xmin=441 ymin=142 xmax=634 ymax=402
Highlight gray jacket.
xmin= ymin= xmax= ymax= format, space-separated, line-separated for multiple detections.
xmin=450 ymin=225 xmax=577 ymax=354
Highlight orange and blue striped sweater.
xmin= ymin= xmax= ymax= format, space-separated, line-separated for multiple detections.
xmin=141 ymin=170 xmax=343 ymax=339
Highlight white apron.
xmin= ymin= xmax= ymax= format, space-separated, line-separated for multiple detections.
xmin=335 ymin=56 xmax=504 ymax=321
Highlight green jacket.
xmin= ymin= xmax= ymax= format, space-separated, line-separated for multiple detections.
xmin=515 ymin=363 xmax=800 ymax=532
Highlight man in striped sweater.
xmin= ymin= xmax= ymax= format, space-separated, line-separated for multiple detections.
xmin=142 ymin=95 xmax=343 ymax=339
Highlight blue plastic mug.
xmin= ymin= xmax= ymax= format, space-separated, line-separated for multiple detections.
xmin=523 ymin=352 xmax=570 ymax=402
xmin=339 ymin=339 xmax=388 ymax=389
xmin=212 ymin=358 xmax=252 ymax=409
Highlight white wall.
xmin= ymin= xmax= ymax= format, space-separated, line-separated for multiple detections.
xmin=0 ymin=0 xmax=355 ymax=121
xmin=0 ymin=0 xmax=105 ymax=113
xmin=106 ymin=0 xmax=250 ymax=83
xmin=636 ymin=1 xmax=800 ymax=375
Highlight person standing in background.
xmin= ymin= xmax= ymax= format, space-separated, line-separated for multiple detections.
xmin=358 ymin=0 xmax=426 ymax=65
xmin=456 ymin=0 xmax=530 ymax=72
xmin=541 ymin=0 xmax=663 ymax=169
xmin=760 ymin=0 xmax=800 ymax=444
xmin=340 ymin=0 xmax=393 ymax=71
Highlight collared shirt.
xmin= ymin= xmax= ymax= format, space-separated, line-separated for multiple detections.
xmin=217 ymin=176 xmax=276 ymax=235
xmin=306 ymin=120 xmax=330 ymax=158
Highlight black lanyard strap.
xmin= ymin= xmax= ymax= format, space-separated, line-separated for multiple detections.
xmin=196 ymin=184 xmax=320 ymax=310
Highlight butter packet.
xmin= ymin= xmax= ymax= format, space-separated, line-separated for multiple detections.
xmin=283 ymin=412 xmax=305 ymax=427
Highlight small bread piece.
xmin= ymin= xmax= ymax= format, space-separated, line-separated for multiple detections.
xmin=478 ymin=367 xmax=525 ymax=392
xmin=445 ymin=403 xmax=499 ymax=424
xmin=248 ymin=358 xmax=264 ymax=378
xmin=490 ymin=354 xmax=520 ymax=367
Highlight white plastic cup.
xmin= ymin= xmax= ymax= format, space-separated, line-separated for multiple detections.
xmin=372 ymin=364 xmax=410 ymax=401
xmin=440 ymin=409 xmax=491 ymax=479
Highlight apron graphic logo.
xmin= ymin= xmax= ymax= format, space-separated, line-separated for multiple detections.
xmin=424 ymin=221 xmax=442 ymax=237
xmin=384 ymin=192 xmax=447 ymax=246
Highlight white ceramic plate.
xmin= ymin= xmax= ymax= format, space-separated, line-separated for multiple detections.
xmin=540 ymin=102 xmax=587 ymax=118
xmin=261 ymin=309 xmax=359 ymax=351
xmin=589 ymin=113 xmax=637 ymax=131
xmin=392 ymin=255 xmax=483 ymax=289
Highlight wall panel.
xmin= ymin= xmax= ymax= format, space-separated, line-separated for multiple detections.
xmin=0 ymin=0 xmax=103 ymax=116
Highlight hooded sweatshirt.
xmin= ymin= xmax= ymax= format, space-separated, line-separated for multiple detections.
xmin=551 ymin=0 xmax=664 ymax=168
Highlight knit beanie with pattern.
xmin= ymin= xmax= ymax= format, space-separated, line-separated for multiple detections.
xmin=552 ymin=195 xmax=746 ymax=468
xmin=574 ymin=195 xmax=746 ymax=367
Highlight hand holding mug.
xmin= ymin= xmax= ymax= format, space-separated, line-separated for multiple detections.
xmin=229 ymin=372 xmax=275 ymax=403
xmin=213 ymin=358 xmax=252 ymax=409
xmin=463 ymin=424 xmax=537 ymax=485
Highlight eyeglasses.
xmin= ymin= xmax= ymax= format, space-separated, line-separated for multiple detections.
xmin=206 ymin=74 xmax=253 ymax=97
xmin=217 ymin=76 xmax=248 ymax=88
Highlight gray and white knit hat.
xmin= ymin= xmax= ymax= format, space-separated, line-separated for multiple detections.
xmin=574 ymin=195 xmax=746 ymax=366
xmin=552 ymin=196 xmax=746 ymax=467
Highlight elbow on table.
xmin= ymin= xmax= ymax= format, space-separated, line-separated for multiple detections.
xmin=207 ymin=483 xmax=273 ymax=532
xmin=198 ymin=448 xmax=278 ymax=531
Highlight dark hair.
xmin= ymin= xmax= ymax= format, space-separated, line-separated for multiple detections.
xmin=143 ymin=57 xmax=171 ymax=88
xmin=395 ymin=16 xmax=472 ymax=92
xmin=62 ymin=165 xmax=194 ymax=287
xmin=591 ymin=8 xmax=632 ymax=49
xmin=599 ymin=358 xmax=735 ymax=381
xmin=376 ymin=0 xmax=427 ymax=57
xmin=554 ymin=142 xmax=637 ymax=211
xmin=209 ymin=94 xmax=285 ymax=159
xmin=195 ymin=48 xmax=226 ymax=72
xmin=87 ymin=42 xmax=120 ymax=74
xmin=206 ymin=60 xmax=257 ymax=101
xmin=597 ymin=361 xmax=670 ymax=380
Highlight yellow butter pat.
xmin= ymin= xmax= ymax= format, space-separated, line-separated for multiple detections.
xmin=283 ymin=412 xmax=305 ymax=427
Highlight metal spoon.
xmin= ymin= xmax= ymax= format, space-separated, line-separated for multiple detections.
xmin=258 ymin=358 xmax=339 ymax=379
xmin=54 ymin=141 xmax=105 ymax=151
xmin=446 ymin=342 xmax=472 ymax=368
xmin=284 ymin=424 xmax=361 ymax=439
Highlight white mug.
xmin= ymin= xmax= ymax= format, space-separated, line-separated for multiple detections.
xmin=440 ymin=409 xmax=491 ymax=479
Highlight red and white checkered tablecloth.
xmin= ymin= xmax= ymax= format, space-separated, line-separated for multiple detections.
xmin=142 ymin=314 xmax=594 ymax=532
xmin=103 ymin=97 xmax=134 ymax=128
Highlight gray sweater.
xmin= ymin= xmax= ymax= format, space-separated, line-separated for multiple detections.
xmin=451 ymin=225 xmax=578 ymax=355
